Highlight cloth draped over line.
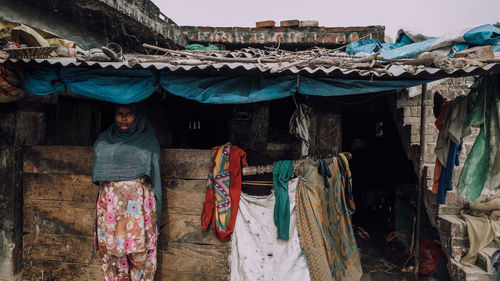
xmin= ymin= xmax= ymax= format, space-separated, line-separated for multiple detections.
xmin=434 ymin=95 xmax=470 ymax=167
xmin=461 ymin=198 xmax=500 ymax=266
xmin=432 ymin=95 xmax=469 ymax=204
xmin=457 ymin=74 xmax=500 ymax=201
xmin=21 ymin=66 xmax=433 ymax=104
xmin=230 ymin=178 xmax=311 ymax=281
xmin=201 ymin=143 xmax=247 ymax=241
xmin=432 ymin=101 xmax=450 ymax=194
xmin=295 ymin=158 xmax=362 ymax=281
xmin=92 ymin=103 xmax=162 ymax=229
xmin=289 ymin=104 xmax=311 ymax=156
xmin=436 ymin=142 xmax=461 ymax=204
xmin=273 ymin=160 xmax=295 ymax=240
xmin=337 ymin=154 xmax=355 ymax=214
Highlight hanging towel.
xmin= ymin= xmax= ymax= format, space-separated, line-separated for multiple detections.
xmin=229 ymin=178 xmax=311 ymax=281
xmin=273 ymin=160 xmax=294 ymax=240
xmin=201 ymin=143 xmax=247 ymax=241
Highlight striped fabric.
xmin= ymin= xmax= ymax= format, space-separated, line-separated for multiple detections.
xmin=296 ymin=159 xmax=362 ymax=281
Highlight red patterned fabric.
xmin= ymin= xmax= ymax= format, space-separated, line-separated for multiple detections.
xmin=201 ymin=144 xmax=247 ymax=241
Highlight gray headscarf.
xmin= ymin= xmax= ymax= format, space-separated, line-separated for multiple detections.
xmin=92 ymin=103 xmax=162 ymax=229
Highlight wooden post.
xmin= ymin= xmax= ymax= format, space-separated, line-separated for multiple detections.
xmin=414 ymin=83 xmax=428 ymax=280
xmin=0 ymin=105 xmax=23 ymax=279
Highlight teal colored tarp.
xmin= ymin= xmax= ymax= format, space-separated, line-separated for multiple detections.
xmin=21 ymin=68 xmax=65 ymax=95
xmin=23 ymin=67 xmax=159 ymax=104
xmin=160 ymin=72 xmax=297 ymax=104
xmin=346 ymin=24 xmax=500 ymax=59
xmin=22 ymin=67 xmax=433 ymax=104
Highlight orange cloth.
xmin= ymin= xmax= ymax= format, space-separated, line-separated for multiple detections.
xmin=432 ymin=101 xmax=450 ymax=193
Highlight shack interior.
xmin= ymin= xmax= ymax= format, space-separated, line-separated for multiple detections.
xmin=8 ymin=86 xmax=425 ymax=280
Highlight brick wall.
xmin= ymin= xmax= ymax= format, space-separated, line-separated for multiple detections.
xmin=181 ymin=25 xmax=385 ymax=50
xmin=392 ymin=77 xmax=476 ymax=189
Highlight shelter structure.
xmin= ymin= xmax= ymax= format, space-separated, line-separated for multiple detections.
xmin=1 ymin=16 xmax=500 ymax=281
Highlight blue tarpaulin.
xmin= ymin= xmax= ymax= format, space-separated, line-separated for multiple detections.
xmin=346 ymin=24 xmax=500 ymax=59
xmin=22 ymin=67 xmax=432 ymax=104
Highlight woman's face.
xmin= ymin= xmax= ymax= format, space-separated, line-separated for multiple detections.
xmin=115 ymin=106 xmax=136 ymax=131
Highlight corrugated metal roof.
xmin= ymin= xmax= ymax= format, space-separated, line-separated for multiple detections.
xmin=2 ymin=48 xmax=500 ymax=80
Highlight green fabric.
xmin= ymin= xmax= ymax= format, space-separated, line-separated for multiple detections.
xmin=273 ymin=160 xmax=294 ymax=240
xmin=92 ymin=103 xmax=162 ymax=228
xmin=457 ymin=75 xmax=500 ymax=201
xmin=186 ymin=44 xmax=219 ymax=50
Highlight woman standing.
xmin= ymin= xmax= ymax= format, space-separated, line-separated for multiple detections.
xmin=92 ymin=103 xmax=161 ymax=281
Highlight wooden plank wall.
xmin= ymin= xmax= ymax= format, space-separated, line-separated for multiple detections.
xmin=22 ymin=146 xmax=229 ymax=281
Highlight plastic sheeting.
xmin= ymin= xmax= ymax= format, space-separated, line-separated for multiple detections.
xmin=457 ymin=75 xmax=500 ymax=201
xmin=21 ymin=67 xmax=432 ymax=104
xmin=229 ymin=178 xmax=310 ymax=281
xmin=22 ymin=67 xmax=159 ymax=104
xmin=347 ymin=24 xmax=500 ymax=59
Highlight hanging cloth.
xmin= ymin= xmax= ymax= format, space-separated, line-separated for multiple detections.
xmin=338 ymin=153 xmax=356 ymax=214
xmin=289 ymin=104 xmax=311 ymax=156
xmin=457 ymin=75 xmax=500 ymax=201
xmin=318 ymin=159 xmax=332 ymax=189
xmin=432 ymin=101 xmax=450 ymax=194
xmin=201 ymin=143 xmax=247 ymax=241
xmin=436 ymin=142 xmax=462 ymax=204
xmin=296 ymin=159 xmax=362 ymax=281
xmin=229 ymin=178 xmax=311 ymax=281
xmin=273 ymin=160 xmax=294 ymax=240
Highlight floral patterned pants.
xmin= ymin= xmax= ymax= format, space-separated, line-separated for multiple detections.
xmin=97 ymin=177 xmax=158 ymax=281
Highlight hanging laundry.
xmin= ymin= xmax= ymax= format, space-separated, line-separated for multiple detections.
xmin=318 ymin=158 xmax=332 ymax=189
xmin=273 ymin=160 xmax=294 ymax=240
xmin=432 ymin=99 xmax=450 ymax=194
xmin=436 ymin=142 xmax=462 ymax=204
xmin=457 ymin=75 xmax=500 ymax=201
xmin=201 ymin=142 xmax=247 ymax=241
xmin=296 ymin=158 xmax=362 ymax=281
xmin=433 ymin=94 xmax=470 ymax=204
xmin=435 ymin=95 xmax=470 ymax=167
xmin=230 ymin=178 xmax=310 ymax=281
xmin=338 ymin=153 xmax=356 ymax=214
xmin=289 ymin=104 xmax=311 ymax=156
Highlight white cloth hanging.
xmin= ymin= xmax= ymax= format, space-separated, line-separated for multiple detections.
xmin=230 ymin=178 xmax=311 ymax=281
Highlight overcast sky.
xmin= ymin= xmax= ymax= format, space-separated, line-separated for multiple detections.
xmin=152 ymin=0 xmax=500 ymax=40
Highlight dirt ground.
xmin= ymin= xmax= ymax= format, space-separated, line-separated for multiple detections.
xmin=357 ymin=234 xmax=416 ymax=281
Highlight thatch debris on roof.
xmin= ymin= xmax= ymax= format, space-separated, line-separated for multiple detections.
xmin=137 ymin=43 xmax=500 ymax=76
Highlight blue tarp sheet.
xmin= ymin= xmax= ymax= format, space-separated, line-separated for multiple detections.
xmin=347 ymin=24 xmax=500 ymax=59
xmin=22 ymin=67 xmax=432 ymax=104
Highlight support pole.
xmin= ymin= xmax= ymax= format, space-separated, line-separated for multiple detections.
xmin=414 ymin=83 xmax=428 ymax=280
